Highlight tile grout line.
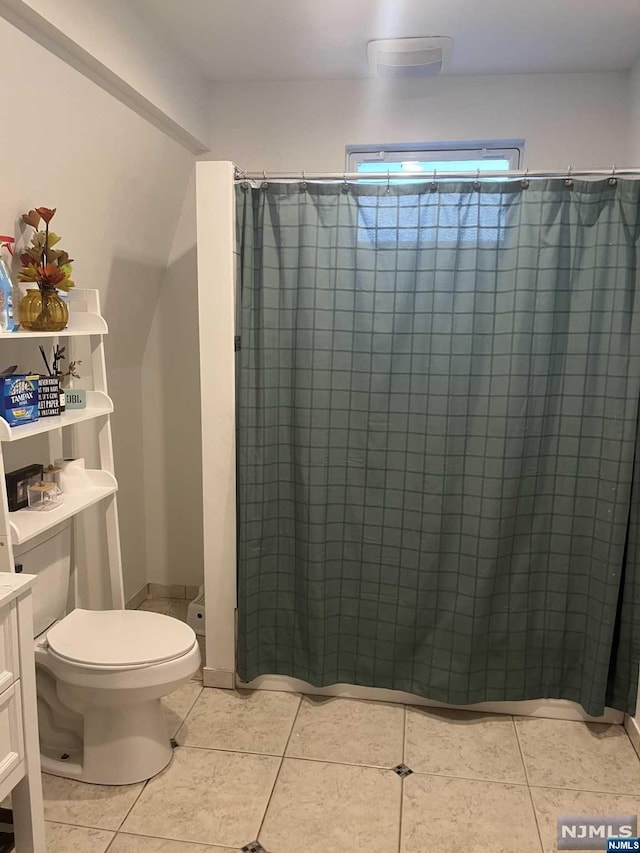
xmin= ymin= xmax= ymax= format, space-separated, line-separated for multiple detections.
xmin=162 ymin=738 xmax=536 ymax=783
xmin=158 ymin=735 xmax=554 ymax=783
xmin=107 ymin=676 xmax=210 ymax=836
xmin=108 ymin=681 xmax=205 ymax=839
xmin=402 ymin=703 xmax=407 ymax=765
xmin=102 ymin=828 xmax=118 ymax=852
xmin=528 ymin=782 xmax=640 ymax=795
xmin=397 ymin=704 xmax=408 ymax=853
xmin=255 ymin=694 xmax=304 ymax=846
xmin=113 ymin=780 xmax=149 ymax=834
xmin=621 ymin=721 xmax=640 ymax=763
xmin=173 ymin=683 xmax=205 ymax=742
xmin=512 ymin=715 xmax=545 ymax=853
xmin=176 ymin=741 xmax=409 ymax=771
xmin=106 ymin=827 xmax=238 ymax=850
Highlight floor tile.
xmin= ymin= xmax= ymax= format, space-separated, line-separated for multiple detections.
xmin=405 ymin=707 xmax=526 ymax=783
xmin=121 ymin=746 xmax=279 ymax=847
xmin=110 ymin=834 xmax=234 ymax=851
xmin=286 ymin=696 xmax=404 ymax=768
xmin=515 ymin=717 xmax=640 ymax=794
xmin=42 ymin=773 xmax=145 ymax=830
xmin=168 ymin=600 xmax=190 ymax=622
xmin=45 ymin=821 xmax=114 ymax=852
xmin=401 ymin=774 xmax=541 ymax=853
xmin=178 ymin=689 xmax=300 ymax=755
xmin=259 ymin=757 xmax=401 ymax=853
xmin=530 ymin=786 xmax=640 ymax=853
xmin=162 ymin=681 xmax=203 ymax=737
xmin=137 ymin=599 xmax=175 ymax=615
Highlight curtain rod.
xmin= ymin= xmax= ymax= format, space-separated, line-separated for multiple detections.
xmin=234 ymin=166 xmax=640 ymax=183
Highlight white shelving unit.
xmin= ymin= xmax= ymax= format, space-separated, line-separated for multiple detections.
xmin=0 ymin=289 xmax=124 ymax=607
xmin=0 ymin=391 xmax=113 ymax=442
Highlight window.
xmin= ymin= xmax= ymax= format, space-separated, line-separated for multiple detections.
xmin=346 ymin=140 xmax=523 ymax=176
xmin=345 ymin=141 xmax=524 ymax=248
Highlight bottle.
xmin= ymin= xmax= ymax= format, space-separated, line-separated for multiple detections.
xmin=0 ymin=258 xmax=16 ymax=332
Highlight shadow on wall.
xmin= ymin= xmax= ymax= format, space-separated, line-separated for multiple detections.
xmin=100 ymin=257 xmax=166 ymax=603
xmin=101 ymin=258 xmax=165 ymax=370
xmin=161 ymin=243 xmax=203 ymax=585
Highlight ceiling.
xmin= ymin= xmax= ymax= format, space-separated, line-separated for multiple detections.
xmin=136 ymin=0 xmax=640 ymax=83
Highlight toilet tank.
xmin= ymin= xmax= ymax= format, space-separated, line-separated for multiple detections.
xmin=13 ymin=521 xmax=72 ymax=637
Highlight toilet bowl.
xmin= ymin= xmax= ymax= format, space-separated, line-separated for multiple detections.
xmin=16 ymin=520 xmax=202 ymax=785
xmin=35 ymin=608 xmax=201 ymax=785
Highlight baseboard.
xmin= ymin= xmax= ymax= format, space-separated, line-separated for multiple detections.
xmin=237 ymin=674 xmax=623 ymax=724
xmin=125 ymin=585 xmax=149 ymax=610
xmin=147 ymin=583 xmax=201 ymax=600
xmin=625 ymin=714 xmax=640 ymax=757
xmin=203 ymin=667 xmax=235 ymax=689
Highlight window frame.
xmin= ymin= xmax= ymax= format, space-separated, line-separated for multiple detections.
xmin=346 ymin=140 xmax=524 ymax=175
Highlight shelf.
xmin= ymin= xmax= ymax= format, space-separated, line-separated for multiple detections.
xmin=0 ymin=312 xmax=107 ymax=339
xmin=9 ymin=470 xmax=117 ymax=545
xmin=0 ymin=289 xmax=108 ymax=339
xmin=0 ymin=391 xmax=113 ymax=442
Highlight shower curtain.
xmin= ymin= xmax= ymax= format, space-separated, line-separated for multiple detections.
xmin=235 ymin=178 xmax=640 ymax=716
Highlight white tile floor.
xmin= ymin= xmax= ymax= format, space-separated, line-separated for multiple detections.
xmin=36 ymin=597 xmax=640 ymax=852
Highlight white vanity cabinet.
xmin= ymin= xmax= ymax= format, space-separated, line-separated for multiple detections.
xmin=0 ymin=574 xmax=45 ymax=851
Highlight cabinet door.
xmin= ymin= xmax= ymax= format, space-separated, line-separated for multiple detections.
xmin=0 ymin=682 xmax=23 ymax=797
xmin=0 ymin=603 xmax=18 ymax=694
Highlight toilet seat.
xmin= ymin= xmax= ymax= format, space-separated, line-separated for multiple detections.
xmin=47 ymin=608 xmax=196 ymax=670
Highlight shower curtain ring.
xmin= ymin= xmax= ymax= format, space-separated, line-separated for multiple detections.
xmin=261 ymin=170 xmax=268 ymax=190
xmin=430 ymin=169 xmax=438 ymax=192
xmin=564 ymin=166 xmax=573 ymax=188
xmin=386 ymin=170 xmax=391 ymax=194
xmin=473 ymin=168 xmax=481 ymax=190
xmin=299 ymin=170 xmax=307 ymax=192
xmin=608 ymin=164 xmax=617 ymax=187
xmin=342 ymin=172 xmax=349 ymax=193
xmin=520 ymin=168 xmax=530 ymax=189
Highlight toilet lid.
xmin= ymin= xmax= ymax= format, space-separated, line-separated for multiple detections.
xmin=47 ymin=609 xmax=196 ymax=668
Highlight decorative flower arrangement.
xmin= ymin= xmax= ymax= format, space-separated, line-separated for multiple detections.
xmin=18 ymin=207 xmax=74 ymax=292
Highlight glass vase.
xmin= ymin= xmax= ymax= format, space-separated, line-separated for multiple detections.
xmin=19 ymin=288 xmax=69 ymax=332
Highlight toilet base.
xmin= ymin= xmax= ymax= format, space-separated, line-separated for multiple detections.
xmin=42 ymin=697 xmax=174 ymax=785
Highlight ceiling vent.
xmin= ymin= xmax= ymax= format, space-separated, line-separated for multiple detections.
xmin=367 ymin=37 xmax=453 ymax=79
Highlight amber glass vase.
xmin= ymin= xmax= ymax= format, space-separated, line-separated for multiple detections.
xmin=19 ymin=288 xmax=68 ymax=332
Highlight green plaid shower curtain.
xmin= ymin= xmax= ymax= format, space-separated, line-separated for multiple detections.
xmin=235 ymin=179 xmax=640 ymax=716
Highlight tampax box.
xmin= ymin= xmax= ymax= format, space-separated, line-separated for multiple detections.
xmin=0 ymin=374 xmax=39 ymax=426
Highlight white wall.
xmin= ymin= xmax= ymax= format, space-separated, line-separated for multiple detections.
xmin=0 ymin=0 xmax=210 ymax=151
xmin=142 ymin=172 xmax=204 ymax=589
xmin=208 ymin=72 xmax=630 ymax=170
xmin=0 ymin=16 xmax=194 ymax=603
xmin=630 ymin=59 xmax=640 ymax=163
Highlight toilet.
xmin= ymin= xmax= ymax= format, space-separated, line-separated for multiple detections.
xmin=15 ymin=521 xmax=201 ymax=785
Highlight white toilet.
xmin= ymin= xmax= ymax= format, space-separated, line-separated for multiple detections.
xmin=15 ymin=521 xmax=201 ymax=785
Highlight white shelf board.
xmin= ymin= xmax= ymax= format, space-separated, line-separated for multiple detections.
xmin=9 ymin=470 xmax=117 ymax=545
xmin=0 ymin=391 xmax=113 ymax=442
xmin=0 ymin=309 xmax=107 ymax=340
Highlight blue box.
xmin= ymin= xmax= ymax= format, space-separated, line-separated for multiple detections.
xmin=607 ymin=841 xmax=640 ymax=851
xmin=0 ymin=375 xmax=39 ymax=426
